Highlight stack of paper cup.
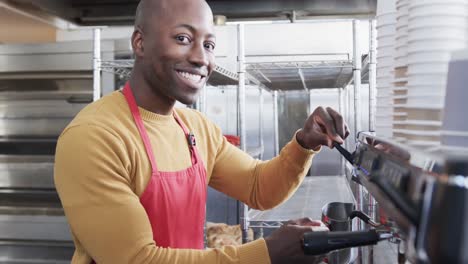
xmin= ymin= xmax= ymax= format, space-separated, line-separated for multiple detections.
xmin=441 ymin=50 xmax=468 ymax=154
xmin=401 ymin=0 xmax=468 ymax=149
xmin=376 ymin=0 xmax=397 ymax=138
xmin=392 ymin=0 xmax=410 ymax=143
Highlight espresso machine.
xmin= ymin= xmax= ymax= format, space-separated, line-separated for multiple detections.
xmin=303 ymin=132 xmax=468 ymax=264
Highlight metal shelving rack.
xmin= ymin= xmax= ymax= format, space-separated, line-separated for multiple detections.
xmin=245 ymin=59 xmax=354 ymax=91
xmin=236 ymin=20 xmax=378 ymax=253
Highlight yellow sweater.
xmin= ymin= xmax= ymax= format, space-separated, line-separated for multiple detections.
xmin=54 ymin=91 xmax=319 ymax=264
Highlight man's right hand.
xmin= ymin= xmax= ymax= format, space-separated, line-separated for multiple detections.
xmin=264 ymin=218 xmax=328 ymax=264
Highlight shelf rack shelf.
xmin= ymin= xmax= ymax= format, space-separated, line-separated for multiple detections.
xmin=246 ymin=59 xmax=354 ymax=91
xmin=99 ymin=59 xmax=240 ymax=86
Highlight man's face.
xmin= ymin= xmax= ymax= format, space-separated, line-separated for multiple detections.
xmin=141 ymin=0 xmax=216 ymax=105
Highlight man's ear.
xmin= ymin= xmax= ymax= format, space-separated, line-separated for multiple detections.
xmin=131 ymin=27 xmax=144 ymax=57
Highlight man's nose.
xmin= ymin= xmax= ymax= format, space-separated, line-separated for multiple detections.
xmin=188 ymin=43 xmax=210 ymax=67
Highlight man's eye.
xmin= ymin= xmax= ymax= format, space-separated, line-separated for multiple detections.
xmin=204 ymin=42 xmax=215 ymax=51
xmin=176 ymin=35 xmax=190 ymax=44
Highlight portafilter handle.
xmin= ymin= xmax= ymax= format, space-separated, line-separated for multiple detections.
xmin=302 ymin=230 xmax=382 ymax=256
xmin=349 ymin=210 xmax=382 ymax=228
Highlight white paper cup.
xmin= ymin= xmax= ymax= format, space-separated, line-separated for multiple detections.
xmin=407 ymin=73 xmax=447 ymax=86
xmin=395 ymin=51 xmax=408 ymax=67
xmin=377 ymin=98 xmax=394 ymax=105
xmin=408 ymin=27 xmax=468 ymax=42
xmin=393 ymin=79 xmax=408 ymax=87
xmin=395 ymin=36 xmax=408 ymax=48
xmin=410 ymin=0 xmax=468 ymax=6
xmin=378 ymin=86 xmax=394 ymax=92
xmin=377 ymin=24 xmax=397 ymax=37
xmin=406 ymin=95 xmax=445 ymax=108
xmin=377 ymin=104 xmax=394 ymax=110
xmin=406 ymin=139 xmax=441 ymax=148
xmin=408 ymin=15 xmax=468 ymax=29
xmin=408 ymin=39 xmax=467 ymax=52
xmin=377 ymin=49 xmax=396 ymax=59
xmin=396 ymin=13 xmax=409 ymax=24
xmin=396 ymin=0 xmax=409 ymax=7
xmin=395 ymin=58 xmax=408 ymax=67
xmin=377 ymin=13 xmax=397 ymax=26
xmin=377 ymin=66 xmax=394 ymax=76
xmin=378 ymin=76 xmax=394 ymax=85
xmin=408 ymin=62 xmax=449 ymax=74
xmin=396 ymin=44 xmax=408 ymax=56
xmin=406 ymin=84 xmax=445 ymax=95
xmin=377 ymin=56 xmax=395 ymax=67
xmin=409 ymin=4 xmax=468 ymax=17
xmin=378 ymin=0 xmax=396 ymax=14
xmin=405 ymin=119 xmax=442 ymax=126
xmin=378 ymin=37 xmax=396 ymax=48
xmin=394 ymin=129 xmax=441 ymax=136
xmin=407 ymin=50 xmax=452 ymax=64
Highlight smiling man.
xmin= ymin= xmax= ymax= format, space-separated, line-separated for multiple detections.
xmin=54 ymin=0 xmax=349 ymax=263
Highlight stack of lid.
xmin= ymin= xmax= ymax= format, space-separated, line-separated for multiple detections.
xmin=400 ymin=0 xmax=468 ymax=149
xmin=375 ymin=0 xmax=397 ymax=139
xmin=392 ymin=0 xmax=410 ymax=143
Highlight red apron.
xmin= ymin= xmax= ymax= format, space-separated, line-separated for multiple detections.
xmin=123 ymin=82 xmax=207 ymax=249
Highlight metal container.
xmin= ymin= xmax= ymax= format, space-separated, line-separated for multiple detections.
xmin=322 ymin=202 xmax=355 ymax=264
xmin=321 ymin=202 xmax=381 ymax=264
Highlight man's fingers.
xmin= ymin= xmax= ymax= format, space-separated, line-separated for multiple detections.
xmin=313 ymin=132 xmax=333 ymax=148
xmin=326 ymin=107 xmax=346 ymax=139
xmin=286 ymin=218 xmax=322 ymax=226
xmin=315 ymin=107 xmax=342 ymax=144
xmin=344 ymin=124 xmax=350 ymax=139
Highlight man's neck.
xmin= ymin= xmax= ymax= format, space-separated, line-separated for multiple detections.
xmin=128 ymin=69 xmax=175 ymax=116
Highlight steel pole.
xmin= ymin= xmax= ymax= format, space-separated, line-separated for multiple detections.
xmin=273 ymin=90 xmax=279 ymax=156
xmin=369 ymin=19 xmax=377 ymax=132
xmin=368 ymin=19 xmax=378 ymax=264
xmin=237 ymin=24 xmax=250 ymax=244
xmin=259 ymin=88 xmax=264 ymax=159
xmin=353 ymin=20 xmax=362 ymax=136
xmin=338 ymin=88 xmax=345 ymax=175
xmin=93 ymin=28 xmax=101 ymax=101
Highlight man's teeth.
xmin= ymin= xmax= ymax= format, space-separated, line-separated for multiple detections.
xmin=179 ymin=71 xmax=202 ymax=82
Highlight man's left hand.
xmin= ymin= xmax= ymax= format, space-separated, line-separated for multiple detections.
xmin=296 ymin=106 xmax=350 ymax=150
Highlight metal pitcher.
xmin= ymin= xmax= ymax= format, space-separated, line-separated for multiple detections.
xmin=321 ymin=202 xmax=380 ymax=264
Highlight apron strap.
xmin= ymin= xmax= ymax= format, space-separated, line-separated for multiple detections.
xmin=123 ymin=82 xmax=199 ymax=169
xmin=173 ymin=111 xmax=199 ymax=165
xmin=123 ymin=82 xmax=158 ymax=174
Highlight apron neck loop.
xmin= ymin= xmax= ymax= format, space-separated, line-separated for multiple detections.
xmin=123 ymin=82 xmax=199 ymax=169
xmin=123 ymin=82 xmax=159 ymax=174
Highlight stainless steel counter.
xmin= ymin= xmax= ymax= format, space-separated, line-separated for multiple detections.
xmin=249 ymin=175 xmax=355 ymax=223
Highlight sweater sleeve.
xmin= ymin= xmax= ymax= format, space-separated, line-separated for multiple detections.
xmin=210 ymin=128 xmax=320 ymax=210
xmin=54 ymin=124 xmax=270 ymax=264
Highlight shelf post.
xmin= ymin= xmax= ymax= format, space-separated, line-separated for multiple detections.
xmin=273 ymin=90 xmax=279 ymax=156
xmin=237 ymin=23 xmax=250 ymax=244
xmin=338 ymin=88 xmax=345 ymax=175
xmin=353 ymin=20 xmax=362 ymax=137
xmin=93 ymin=28 xmax=101 ymax=101
xmin=369 ymin=19 xmax=377 ymax=132
xmin=259 ymin=88 xmax=264 ymax=160
xmin=367 ymin=19 xmax=378 ymax=264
